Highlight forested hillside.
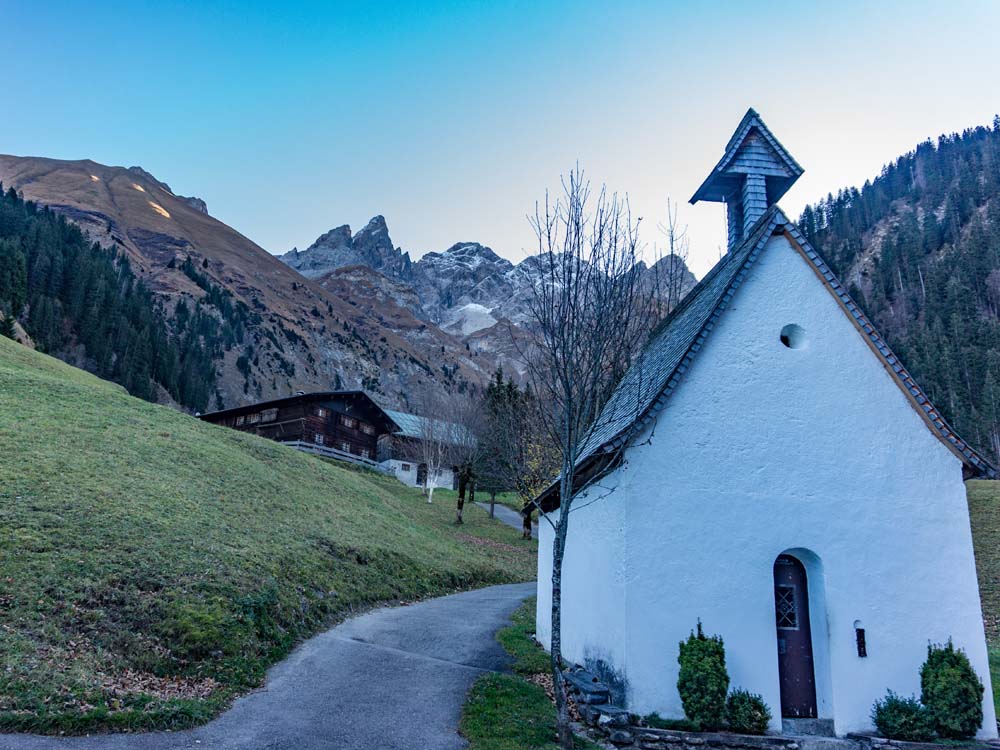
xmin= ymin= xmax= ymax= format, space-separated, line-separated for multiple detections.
xmin=800 ymin=117 xmax=1000 ymax=461
xmin=0 ymin=186 xmax=218 ymax=408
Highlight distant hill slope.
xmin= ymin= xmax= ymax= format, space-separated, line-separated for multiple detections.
xmin=0 ymin=155 xmax=491 ymax=411
xmin=800 ymin=118 xmax=1000 ymax=462
xmin=0 ymin=335 xmax=535 ymax=733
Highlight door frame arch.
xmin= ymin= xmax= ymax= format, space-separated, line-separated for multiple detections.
xmin=774 ymin=548 xmax=834 ymax=721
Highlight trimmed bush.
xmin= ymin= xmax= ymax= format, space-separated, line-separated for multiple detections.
xmin=871 ymin=691 xmax=935 ymax=742
xmin=642 ymin=713 xmax=701 ymax=732
xmin=725 ymin=689 xmax=771 ymax=735
xmin=677 ymin=621 xmax=729 ymax=731
xmin=920 ymin=640 xmax=984 ymax=739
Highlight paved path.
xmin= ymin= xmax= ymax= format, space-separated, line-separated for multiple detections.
xmin=475 ymin=501 xmax=539 ymax=539
xmin=0 ymin=582 xmax=536 ymax=750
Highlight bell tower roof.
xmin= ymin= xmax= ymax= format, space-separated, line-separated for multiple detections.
xmin=690 ymin=108 xmax=803 ymax=249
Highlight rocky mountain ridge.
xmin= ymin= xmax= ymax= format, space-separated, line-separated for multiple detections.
xmin=280 ymin=219 xmax=697 ymax=343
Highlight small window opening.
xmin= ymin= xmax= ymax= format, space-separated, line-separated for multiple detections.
xmin=780 ymin=323 xmax=806 ymax=349
xmin=854 ymin=620 xmax=867 ymax=658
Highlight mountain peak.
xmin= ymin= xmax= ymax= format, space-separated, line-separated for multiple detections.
xmin=281 ymin=216 xmax=410 ymax=280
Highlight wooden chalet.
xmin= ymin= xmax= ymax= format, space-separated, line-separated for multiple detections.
xmin=199 ymin=391 xmax=400 ymax=469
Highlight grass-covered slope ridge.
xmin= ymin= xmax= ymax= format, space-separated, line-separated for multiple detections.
xmin=0 ymin=336 xmax=536 ymax=733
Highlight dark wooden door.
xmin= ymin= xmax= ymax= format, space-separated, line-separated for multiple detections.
xmin=773 ymin=555 xmax=817 ymax=718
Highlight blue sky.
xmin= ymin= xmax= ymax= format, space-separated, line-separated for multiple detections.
xmin=3 ymin=1 xmax=999 ymax=275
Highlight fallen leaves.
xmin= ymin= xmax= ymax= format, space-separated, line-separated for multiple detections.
xmin=99 ymin=669 xmax=219 ymax=700
xmin=527 ymin=672 xmax=581 ymax=721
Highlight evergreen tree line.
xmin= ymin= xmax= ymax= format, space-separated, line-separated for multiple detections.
xmin=799 ymin=117 xmax=1000 ymax=460
xmin=175 ymin=255 xmax=257 ymax=348
xmin=0 ymin=185 xmax=220 ymax=410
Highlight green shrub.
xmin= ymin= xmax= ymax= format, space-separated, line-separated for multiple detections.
xmin=677 ymin=621 xmax=729 ymax=731
xmin=920 ymin=640 xmax=984 ymax=739
xmin=725 ymin=689 xmax=771 ymax=735
xmin=871 ymin=691 xmax=936 ymax=742
xmin=642 ymin=712 xmax=701 ymax=732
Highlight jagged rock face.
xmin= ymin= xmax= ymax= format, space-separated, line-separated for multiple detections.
xmin=316 ymin=265 xmax=427 ymax=321
xmin=410 ymin=243 xmax=516 ymax=326
xmin=181 ymin=196 xmax=208 ymax=214
xmin=281 ymin=217 xmax=412 ymax=280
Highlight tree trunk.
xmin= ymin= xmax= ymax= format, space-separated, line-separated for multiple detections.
xmin=456 ymin=470 xmax=467 ymax=525
xmin=551 ymin=506 xmax=574 ymax=749
xmin=489 ymin=490 xmax=496 ymax=519
xmin=522 ymin=506 xmax=533 ymax=539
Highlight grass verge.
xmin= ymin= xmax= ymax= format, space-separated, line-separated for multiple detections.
xmin=460 ymin=597 xmax=596 ymax=750
xmin=967 ymin=480 xmax=1000 ymax=720
xmin=0 ymin=336 xmax=536 ymax=733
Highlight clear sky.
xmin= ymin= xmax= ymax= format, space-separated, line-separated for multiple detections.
xmin=3 ymin=1 xmax=999 ymax=276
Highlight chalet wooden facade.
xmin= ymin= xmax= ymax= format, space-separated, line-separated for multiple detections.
xmin=199 ymin=391 xmax=399 ymax=469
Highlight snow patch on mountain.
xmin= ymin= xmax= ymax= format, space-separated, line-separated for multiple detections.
xmin=442 ymin=303 xmax=499 ymax=336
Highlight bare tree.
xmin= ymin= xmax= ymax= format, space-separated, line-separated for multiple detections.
xmin=523 ymin=168 xmax=664 ymax=749
xmin=478 ymin=368 xmax=559 ymax=536
xmin=449 ymin=392 xmax=486 ymax=524
xmin=408 ymin=385 xmax=456 ymax=505
xmin=658 ymin=197 xmax=692 ymax=310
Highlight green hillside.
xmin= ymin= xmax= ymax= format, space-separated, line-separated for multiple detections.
xmin=0 ymin=335 xmax=536 ymax=733
xmin=967 ymin=480 xmax=1000 ymax=711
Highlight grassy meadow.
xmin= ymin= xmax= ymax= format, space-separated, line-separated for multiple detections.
xmin=0 ymin=336 xmax=536 ymax=733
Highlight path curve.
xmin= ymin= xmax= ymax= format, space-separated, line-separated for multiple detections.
xmin=0 ymin=582 xmax=536 ymax=750
xmin=474 ymin=502 xmax=538 ymax=539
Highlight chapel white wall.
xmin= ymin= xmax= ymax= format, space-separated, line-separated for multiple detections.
xmin=539 ymin=233 xmax=995 ymax=737
xmin=536 ymin=479 xmax=628 ymax=691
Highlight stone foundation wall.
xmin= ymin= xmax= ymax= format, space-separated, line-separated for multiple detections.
xmin=566 ymin=665 xmax=800 ymax=749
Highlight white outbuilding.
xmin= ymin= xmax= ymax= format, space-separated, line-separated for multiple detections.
xmin=535 ymin=109 xmax=997 ymax=737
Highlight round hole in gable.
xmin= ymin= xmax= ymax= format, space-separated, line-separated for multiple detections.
xmin=780 ymin=324 xmax=806 ymax=349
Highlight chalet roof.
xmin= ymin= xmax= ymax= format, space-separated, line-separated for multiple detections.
xmin=545 ymin=206 xmax=995 ymax=507
xmin=199 ymin=390 xmax=400 ymax=432
xmin=383 ymin=408 xmax=473 ymax=445
xmin=690 ymin=108 xmax=804 ymax=205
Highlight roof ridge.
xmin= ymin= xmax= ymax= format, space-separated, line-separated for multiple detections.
xmin=779 ymin=220 xmax=995 ymax=477
xmin=539 ymin=204 xmax=994 ymax=508
xmin=645 ymin=206 xmax=781 ymax=342
xmin=569 ymin=207 xmax=784 ymax=466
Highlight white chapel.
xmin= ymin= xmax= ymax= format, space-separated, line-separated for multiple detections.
xmin=535 ymin=109 xmax=997 ymax=737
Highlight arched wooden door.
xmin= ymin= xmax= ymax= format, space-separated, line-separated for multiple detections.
xmin=773 ymin=554 xmax=818 ymax=718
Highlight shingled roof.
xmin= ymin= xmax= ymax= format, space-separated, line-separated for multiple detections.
xmin=383 ymin=408 xmax=473 ymax=446
xmin=690 ymin=108 xmax=804 ymax=205
xmin=539 ymin=206 xmax=995 ymax=509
